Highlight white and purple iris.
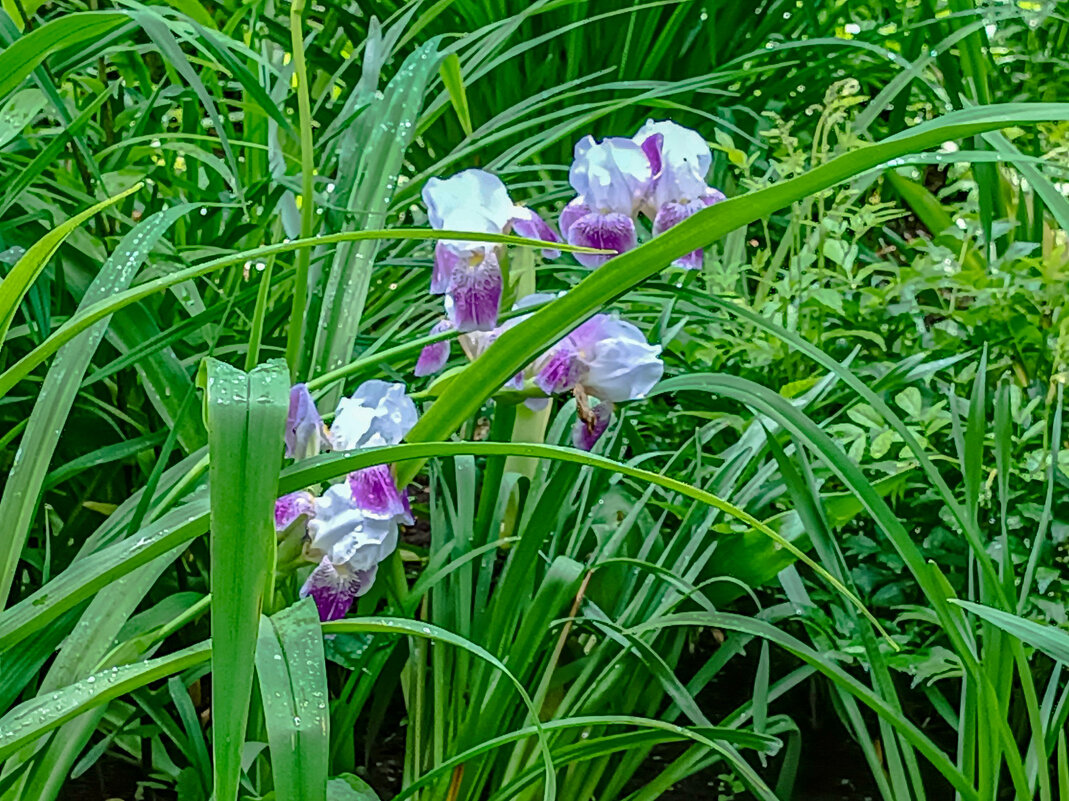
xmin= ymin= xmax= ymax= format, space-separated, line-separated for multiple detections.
xmin=632 ymin=120 xmax=727 ymax=268
xmin=558 ymin=120 xmax=726 ymax=270
xmin=560 ymin=136 xmax=651 ymax=268
xmin=416 ymin=296 xmax=663 ymax=451
xmin=534 ymin=313 xmax=664 ymax=449
xmin=275 ymin=380 xmax=418 ymax=621
xmin=422 ymin=169 xmax=560 ymax=333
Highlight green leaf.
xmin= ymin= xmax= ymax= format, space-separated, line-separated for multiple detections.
xmin=327 ymin=774 xmax=382 ymax=801
xmin=0 ymin=227 xmax=572 ymax=400
xmin=309 ymin=40 xmax=441 ymax=386
xmin=256 ymin=599 xmax=329 ymax=801
xmin=204 ymin=358 xmax=289 ymax=801
xmin=397 ymin=103 xmax=1069 ymax=486
xmin=0 ymin=12 xmax=128 ymax=100
xmin=0 ymin=642 xmax=211 ymax=760
xmin=952 ymin=600 xmax=1069 ymax=665
xmin=322 ymin=616 xmax=557 ymax=800
xmin=0 ymin=441 xmax=884 ymax=654
xmin=439 ymin=52 xmax=472 ymax=136
xmin=0 ymin=88 xmax=45 ymax=148
xmin=0 ymin=205 xmax=190 ymax=608
xmin=0 ymin=181 xmax=141 ymax=355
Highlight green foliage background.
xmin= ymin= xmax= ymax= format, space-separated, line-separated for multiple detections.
xmin=2 ymin=0 xmax=1069 ymax=799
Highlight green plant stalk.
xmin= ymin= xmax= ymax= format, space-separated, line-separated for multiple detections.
xmin=284 ymin=0 xmax=316 ymax=377
xmin=500 ymin=401 xmax=553 ymax=538
xmin=245 ymin=251 xmax=277 ymax=371
xmin=0 ymin=442 xmax=884 ymax=655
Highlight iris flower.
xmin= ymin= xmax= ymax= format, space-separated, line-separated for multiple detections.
xmin=633 ymin=120 xmax=727 ymax=268
xmin=422 ymin=169 xmax=559 ymax=332
xmin=559 ymin=136 xmax=651 ymax=268
xmin=299 ymin=484 xmax=399 ymax=621
xmin=277 ymin=380 xmax=421 ymax=621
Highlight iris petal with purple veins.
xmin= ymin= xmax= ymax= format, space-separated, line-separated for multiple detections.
xmin=542 ymin=315 xmax=664 ymax=403
xmin=275 ymin=490 xmax=315 ymax=532
xmin=566 ymin=211 xmax=637 ymax=269
xmin=573 ymin=401 xmax=614 ymax=451
xmin=415 ymin=319 xmax=453 ymax=377
xmin=285 ymin=384 xmax=328 ymax=460
xmin=509 ymin=207 xmax=561 ymax=259
xmin=300 ymin=557 xmax=375 ymax=621
xmin=445 ymin=251 xmax=503 ymax=332
xmin=578 ymin=317 xmax=664 ymax=402
xmin=536 ymin=346 xmax=579 ymax=395
xmin=633 ymin=119 xmax=713 ymax=213
xmin=305 ymin=483 xmax=399 ymax=571
xmin=349 ymin=465 xmax=413 ymax=524
xmin=432 ymin=243 xmax=466 ymax=294
xmin=653 ymin=198 xmax=706 ymax=269
xmin=558 ymin=198 xmax=592 ymax=241
xmin=639 ymin=132 xmax=663 ymax=178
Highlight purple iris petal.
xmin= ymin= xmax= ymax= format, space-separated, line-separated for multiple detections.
xmin=510 ymin=207 xmax=561 ymax=259
xmin=703 ymin=187 xmax=727 ymax=205
xmin=349 ymin=465 xmax=413 ymax=524
xmin=285 ymin=384 xmax=327 ymax=460
xmin=446 ymin=251 xmax=503 ymax=332
xmin=275 ymin=491 xmax=314 ymax=532
xmin=415 ymin=319 xmax=453 ymax=377
xmin=536 ymin=346 xmax=579 ymax=395
xmin=572 ymin=402 xmax=614 ymax=451
xmin=432 ymin=243 xmax=465 ymax=294
xmin=299 ymin=557 xmax=376 ymax=622
xmin=653 ymin=199 xmax=705 ymax=269
xmin=566 ymin=211 xmax=637 ymax=269
xmin=639 ymin=132 xmax=664 ymax=178
xmin=559 ymin=198 xmax=592 ymax=241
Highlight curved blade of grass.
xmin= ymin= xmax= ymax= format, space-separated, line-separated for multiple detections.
xmin=0 ymin=205 xmax=190 ymax=608
xmin=323 ymin=616 xmax=556 ymax=801
xmin=397 ymin=103 xmax=1069 ymax=485
xmin=0 ymin=641 xmax=211 ymax=760
xmin=203 ymin=357 xmax=289 ymax=801
xmin=631 ymin=612 xmax=977 ymax=801
xmin=310 ymin=40 xmax=441 ymax=384
xmin=393 ymin=716 xmax=776 ymax=801
xmin=0 ymin=229 xmax=595 ymax=399
xmin=0 ymin=441 xmax=885 ymax=654
xmin=255 ymin=598 xmax=329 ymax=801
xmin=953 ymin=601 xmax=1069 ymax=665
xmin=0 ymin=182 xmax=141 ymax=353
xmin=0 ymin=11 xmax=128 ymax=100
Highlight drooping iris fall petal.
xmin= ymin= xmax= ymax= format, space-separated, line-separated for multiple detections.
xmin=445 ymin=251 xmax=503 ymax=332
xmin=510 ymin=206 xmax=561 ymax=259
xmin=349 ymin=465 xmax=413 ymax=524
xmin=415 ymin=319 xmax=454 ymax=377
xmin=572 ymin=401 xmax=614 ymax=451
xmin=274 ymin=490 xmax=315 ymax=532
xmin=305 ymin=483 xmax=399 ymax=571
xmin=565 ymin=210 xmax=637 ymax=269
xmin=299 ymin=557 xmax=376 ymax=622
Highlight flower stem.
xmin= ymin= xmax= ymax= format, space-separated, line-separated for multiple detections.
xmin=284 ymin=0 xmax=315 ymax=378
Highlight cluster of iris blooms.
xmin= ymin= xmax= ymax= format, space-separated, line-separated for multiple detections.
xmin=275 ymin=120 xmax=724 ymax=621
